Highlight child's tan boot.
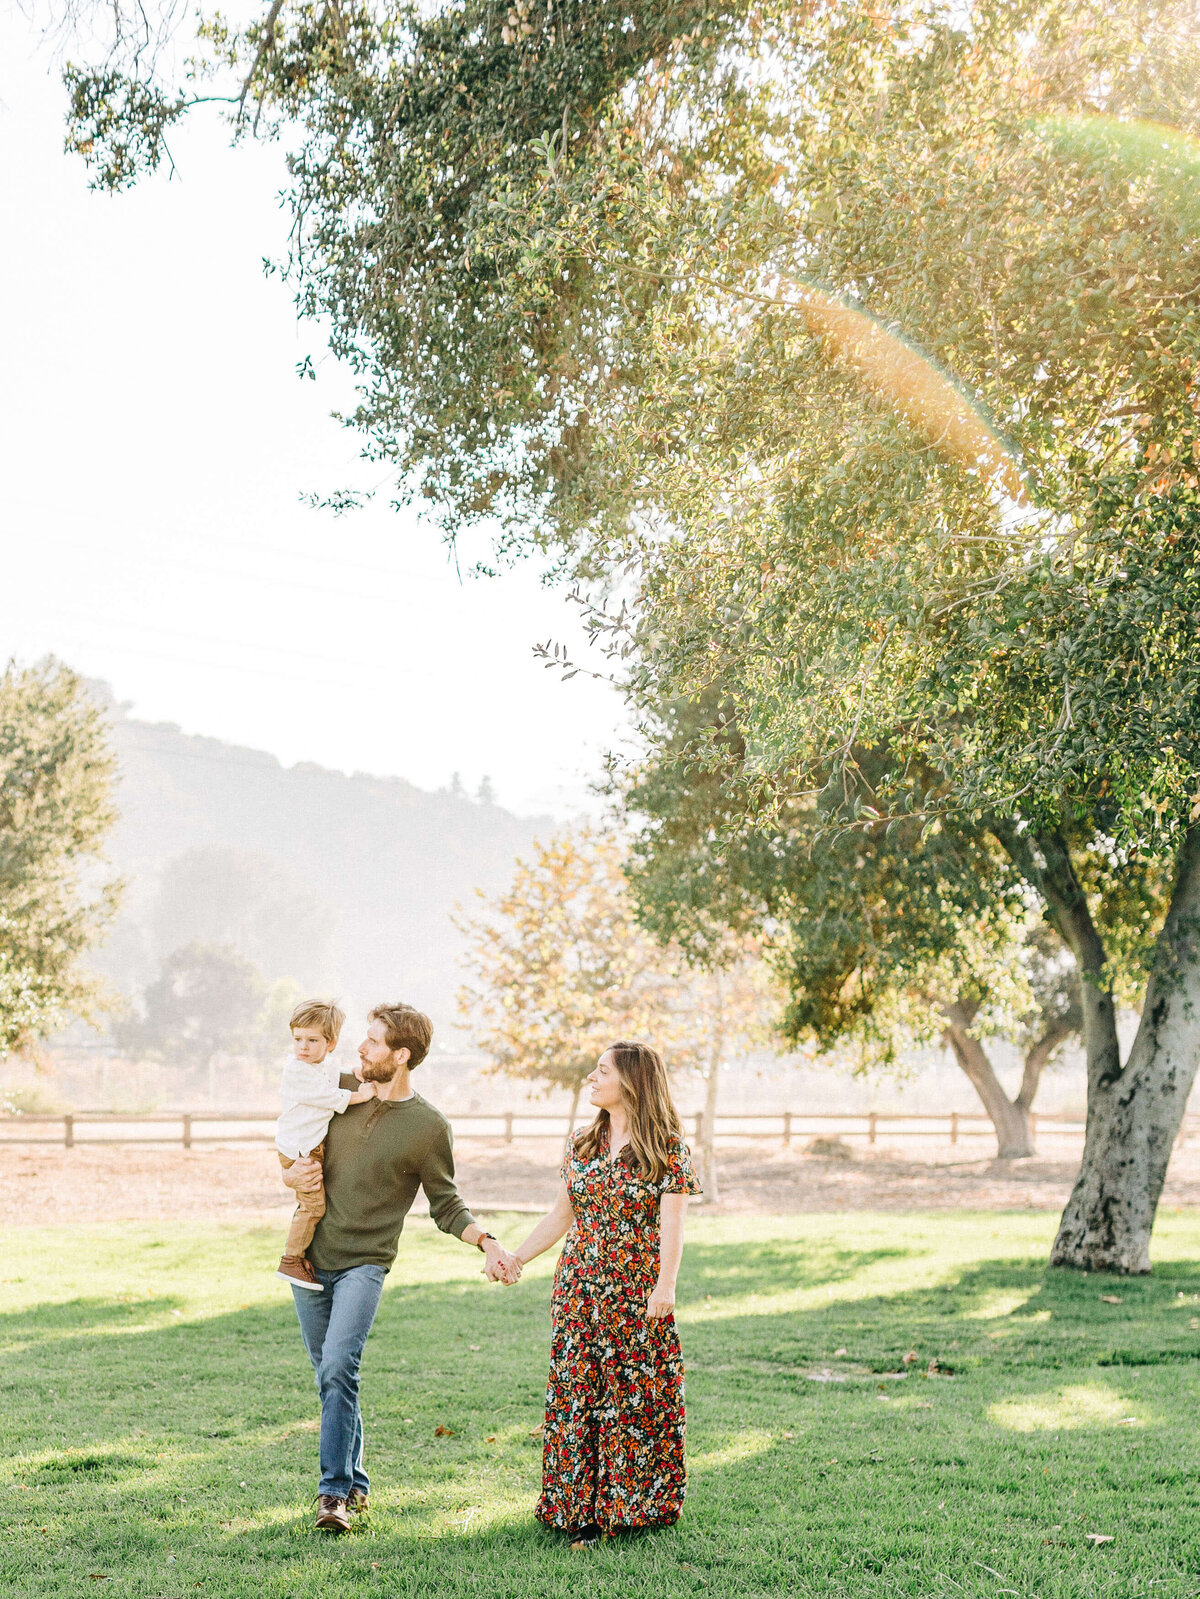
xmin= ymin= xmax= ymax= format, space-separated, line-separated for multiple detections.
xmin=276 ymin=1255 xmax=323 ymax=1291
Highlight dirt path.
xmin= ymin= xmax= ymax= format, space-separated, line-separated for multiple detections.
xmin=5 ymin=1135 xmax=1200 ymax=1225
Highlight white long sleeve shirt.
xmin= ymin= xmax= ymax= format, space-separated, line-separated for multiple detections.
xmin=275 ymin=1054 xmax=355 ymax=1158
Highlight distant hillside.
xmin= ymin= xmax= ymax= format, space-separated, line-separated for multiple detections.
xmin=88 ymin=685 xmax=550 ymax=1040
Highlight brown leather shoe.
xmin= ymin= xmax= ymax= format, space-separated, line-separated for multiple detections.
xmin=277 ymin=1255 xmax=323 ymax=1291
xmin=315 ymin=1494 xmax=352 ymax=1532
xmin=346 ymin=1487 xmax=369 ymax=1515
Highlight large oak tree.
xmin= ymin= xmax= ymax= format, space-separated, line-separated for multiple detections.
xmin=65 ymin=0 xmax=1200 ymax=1269
xmin=620 ymin=695 xmax=1162 ymax=1162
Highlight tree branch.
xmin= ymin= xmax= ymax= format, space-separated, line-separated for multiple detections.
xmin=940 ymin=997 xmax=1035 ymax=1159
xmin=1017 ymin=1014 xmax=1076 ymax=1111
xmin=989 ymin=820 xmax=1121 ymax=1090
xmin=237 ymin=0 xmax=286 ymax=127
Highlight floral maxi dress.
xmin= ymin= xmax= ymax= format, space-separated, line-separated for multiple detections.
xmin=536 ymin=1132 xmax=702 ymax=1533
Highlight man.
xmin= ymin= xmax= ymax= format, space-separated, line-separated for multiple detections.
xmin=281 ymin=1000 xmax=520 ymax=1532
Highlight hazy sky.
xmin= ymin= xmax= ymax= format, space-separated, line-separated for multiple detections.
xmin=0 ymin=13 xmax=627 ymax=816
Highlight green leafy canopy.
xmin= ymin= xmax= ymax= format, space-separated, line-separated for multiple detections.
xmin=0 ymin=661 xmax=122 ymax=1056
xmin=64 ymin=0 xmax=1200 ymax=849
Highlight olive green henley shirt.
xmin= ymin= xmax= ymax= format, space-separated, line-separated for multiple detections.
xmin=307 ymin=1078 xmax=477 ymax=1273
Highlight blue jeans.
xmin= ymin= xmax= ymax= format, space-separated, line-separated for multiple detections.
xmin=291 ymin=1264 xmax=387 ymax=1499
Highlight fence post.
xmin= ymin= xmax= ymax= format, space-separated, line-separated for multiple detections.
xmin=503 ymin=1112 xmax=513 ymax=1145
xmin=950 ymin=1112 xmax=959 ymax=1147
xmin=182 ymin=1113 xmax=192 ymax=1151
xmin=694 ymin=1110 xmax=704 ymax=1146
xmin=782 ymin=1111 xmax=792 ymax=1148
xmin=64 ymin=1114 xmax=74 ymax=1149
xmin=868 ymin=1112 xmax=877 ymax=1147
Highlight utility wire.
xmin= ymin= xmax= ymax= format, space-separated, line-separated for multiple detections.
xmin=8 ymin=630 xmax=369 ymax=690
xmin=40 ymin=608 xmax=393 ymax=673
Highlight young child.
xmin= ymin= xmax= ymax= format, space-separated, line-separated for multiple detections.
xmin=275 ymin=999 xmax=375 ymax=1290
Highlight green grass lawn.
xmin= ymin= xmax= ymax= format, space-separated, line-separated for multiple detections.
xmin=3 ymin=1211 xmax=1200 ymax=1598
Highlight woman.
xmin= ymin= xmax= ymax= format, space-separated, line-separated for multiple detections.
xmin=507 ymin=1041 xmax=702 ymax=1548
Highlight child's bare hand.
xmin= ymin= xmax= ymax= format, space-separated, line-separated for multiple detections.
xmin=348 ymin=1081 xmax=377 ymax=1104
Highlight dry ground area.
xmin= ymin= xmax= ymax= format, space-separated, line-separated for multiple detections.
xmin=5 ymin=1134 xmax=1200 ymax=1224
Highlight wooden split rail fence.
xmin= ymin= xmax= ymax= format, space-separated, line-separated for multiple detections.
xmin=4 ymin=1109 xmax=1191 ymax=1150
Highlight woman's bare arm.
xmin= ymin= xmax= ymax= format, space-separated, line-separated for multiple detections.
xmin=506 ymin=1181 xmax=576 ymax=1278
xmin=647 ymin=1193 xmax=689 ymax=1318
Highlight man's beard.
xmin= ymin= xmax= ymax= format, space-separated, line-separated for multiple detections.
xmin=360 ymin=1057 xmax=399 ymax=1083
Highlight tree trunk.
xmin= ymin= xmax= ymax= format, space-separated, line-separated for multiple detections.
xmin=941 ymin=1001 xmax=1037 ymax=1158
xmin=564 ymin=1078 xmax=583 ymax=1157
xmin=993 ymin=823 xmax=1124 ymax=1086
xmin=1050 ymin=825 xmax=1200 ymax=1273
xmin=701 ymin=1038 xmax=721 ymax=1203
xmin=699 ymin=970 xmax=725 ymax=1202
xmin=1017 ymin=1017 xmax=1075 ymax=1115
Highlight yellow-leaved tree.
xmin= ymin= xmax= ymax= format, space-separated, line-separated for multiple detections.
xmin=456 ymin=825 xmax=778 ymax=1196
xmin=677 ymin=948 xmax=778 ymax=1202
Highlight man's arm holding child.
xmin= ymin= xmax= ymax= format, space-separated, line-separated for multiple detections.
xmin=282 ymin=1158 xmax=323 ymax=1194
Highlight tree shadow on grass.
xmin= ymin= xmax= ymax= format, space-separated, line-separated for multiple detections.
xmin=0 ymin=1294 xmax=187 ymax=1342
xmin=3 ymin=1242 xmax=1200 ymax=1597
xmin=683 ymin=1237 xmax=911 ymax=1304
xmin=710 ymin=1254 xmax=1200 ymax=1379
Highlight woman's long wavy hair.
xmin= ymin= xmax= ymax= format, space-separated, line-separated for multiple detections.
xmin=575 ymin=1041 xmax=682 ymax=1184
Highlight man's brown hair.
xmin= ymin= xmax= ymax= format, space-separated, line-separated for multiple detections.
xmin=369 ymin=1003 xmax=433 ymax=1068
xmin=290 ymin=999 xmax=346 ymax=1045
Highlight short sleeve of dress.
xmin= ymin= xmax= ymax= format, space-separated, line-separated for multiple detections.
xmin=560 ymin=1131 xmax=581 ymax=1185
xmin=663 ymin=1138 xmax=703 ymax=1196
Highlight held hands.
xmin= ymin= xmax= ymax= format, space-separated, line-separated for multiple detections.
xmin=496 ymin=1249 xmax=523 ymax=1286
xmin=646 ymin=1278 xmax=676 ymax=1320
xmin=482 ymin=1240 xmax=523 ymax=1285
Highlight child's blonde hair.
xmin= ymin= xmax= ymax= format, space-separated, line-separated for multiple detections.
xmin=290 ymin=999 xmax=345 ymax=1045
